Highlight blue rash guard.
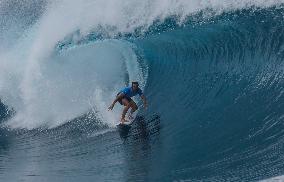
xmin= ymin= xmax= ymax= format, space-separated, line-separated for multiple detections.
xmin=117 ymin=87 xmax=143 ymax=105
xmin=119 ymin=87 xmax=143 ymax=98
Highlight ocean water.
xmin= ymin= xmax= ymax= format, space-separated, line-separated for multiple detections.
xmin=0 ymin=0 xmax=284 ymax=181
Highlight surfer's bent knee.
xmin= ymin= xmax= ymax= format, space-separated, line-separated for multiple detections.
xmin=130 ymin=101 xmax=138 ymax=111
xmin=124 ymin=102 xmax=131 ymax=108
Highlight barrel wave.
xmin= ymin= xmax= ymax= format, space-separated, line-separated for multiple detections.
xmin=0 ymin=1 xmax=284 ymax=181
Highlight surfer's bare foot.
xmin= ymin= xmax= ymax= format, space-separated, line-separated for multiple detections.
xmin=128 ymin=114 xmax=134 ymax=120
xmin=121 ymin=118 xmax=126 ymax=124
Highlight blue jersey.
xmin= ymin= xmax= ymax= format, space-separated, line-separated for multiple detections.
xmin=119 ymin=87 xmax=143 ymax=98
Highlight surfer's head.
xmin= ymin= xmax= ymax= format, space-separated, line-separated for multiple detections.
xmin=131 ymin=81 xmax=139 ymax=91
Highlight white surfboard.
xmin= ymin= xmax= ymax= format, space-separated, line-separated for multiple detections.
xmin=117 ymin=116 xmax=135 ymax=126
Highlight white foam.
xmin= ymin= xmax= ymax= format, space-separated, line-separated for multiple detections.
xmin=260 ymin=175 xmax=284 ymax=182
xmin=2 ymin=39 xmax=146 ymax=129
xmin=87 ymin=128 xmax=116 ymax=138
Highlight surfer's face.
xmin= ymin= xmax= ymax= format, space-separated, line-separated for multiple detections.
xmin=132 ymin=83 xmax=139 ymax=91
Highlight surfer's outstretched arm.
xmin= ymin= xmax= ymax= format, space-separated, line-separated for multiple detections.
xmin=141 ymin=95 xmax=147 ymax=108
xmin=108 ymin=93 xmax=124 ymax=110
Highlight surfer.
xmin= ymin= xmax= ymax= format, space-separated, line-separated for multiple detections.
xmin=108 ymin=82 xmax=147 ymax=124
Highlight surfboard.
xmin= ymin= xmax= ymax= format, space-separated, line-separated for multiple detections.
xmin=116 ymin=118 xmax=135 ymax=127
xmin=116 ymin=113 xmax=136 ymax=127
xmin=116 ymin=116 xmax=137 ymax=138
xmin=116 ymin=114 xmax=161 ymax=139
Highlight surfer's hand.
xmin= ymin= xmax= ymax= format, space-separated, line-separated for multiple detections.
xmin=108 ymin=104 xmax=114 ymax=111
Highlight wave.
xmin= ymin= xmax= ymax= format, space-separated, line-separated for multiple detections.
xmin=0 ymin=0 xmax=282 ymax=129
xmin=130 ymin=6 xmax=284 ymax=181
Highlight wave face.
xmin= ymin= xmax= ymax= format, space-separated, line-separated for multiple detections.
xmin=133 ymin=8 xmax=284 ymax=181
xmin=0 ymin=0 xmax=284 ymax=181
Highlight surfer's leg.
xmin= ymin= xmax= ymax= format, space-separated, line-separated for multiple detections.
xmin=129 ymin=101 xmax=138 ymax=118
xmin=121 ymin=98 xmax=130 ymax=123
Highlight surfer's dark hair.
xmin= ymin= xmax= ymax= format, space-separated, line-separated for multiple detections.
xmin=132 ymin=81 xmax=139 ymax=86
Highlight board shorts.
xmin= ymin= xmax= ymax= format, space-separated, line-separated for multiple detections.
xmin=117 ymin=93 xmax=133 ymax=105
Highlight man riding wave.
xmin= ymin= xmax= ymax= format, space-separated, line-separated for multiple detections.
xmin=108 ymin=82 xmax=147 ymax=124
